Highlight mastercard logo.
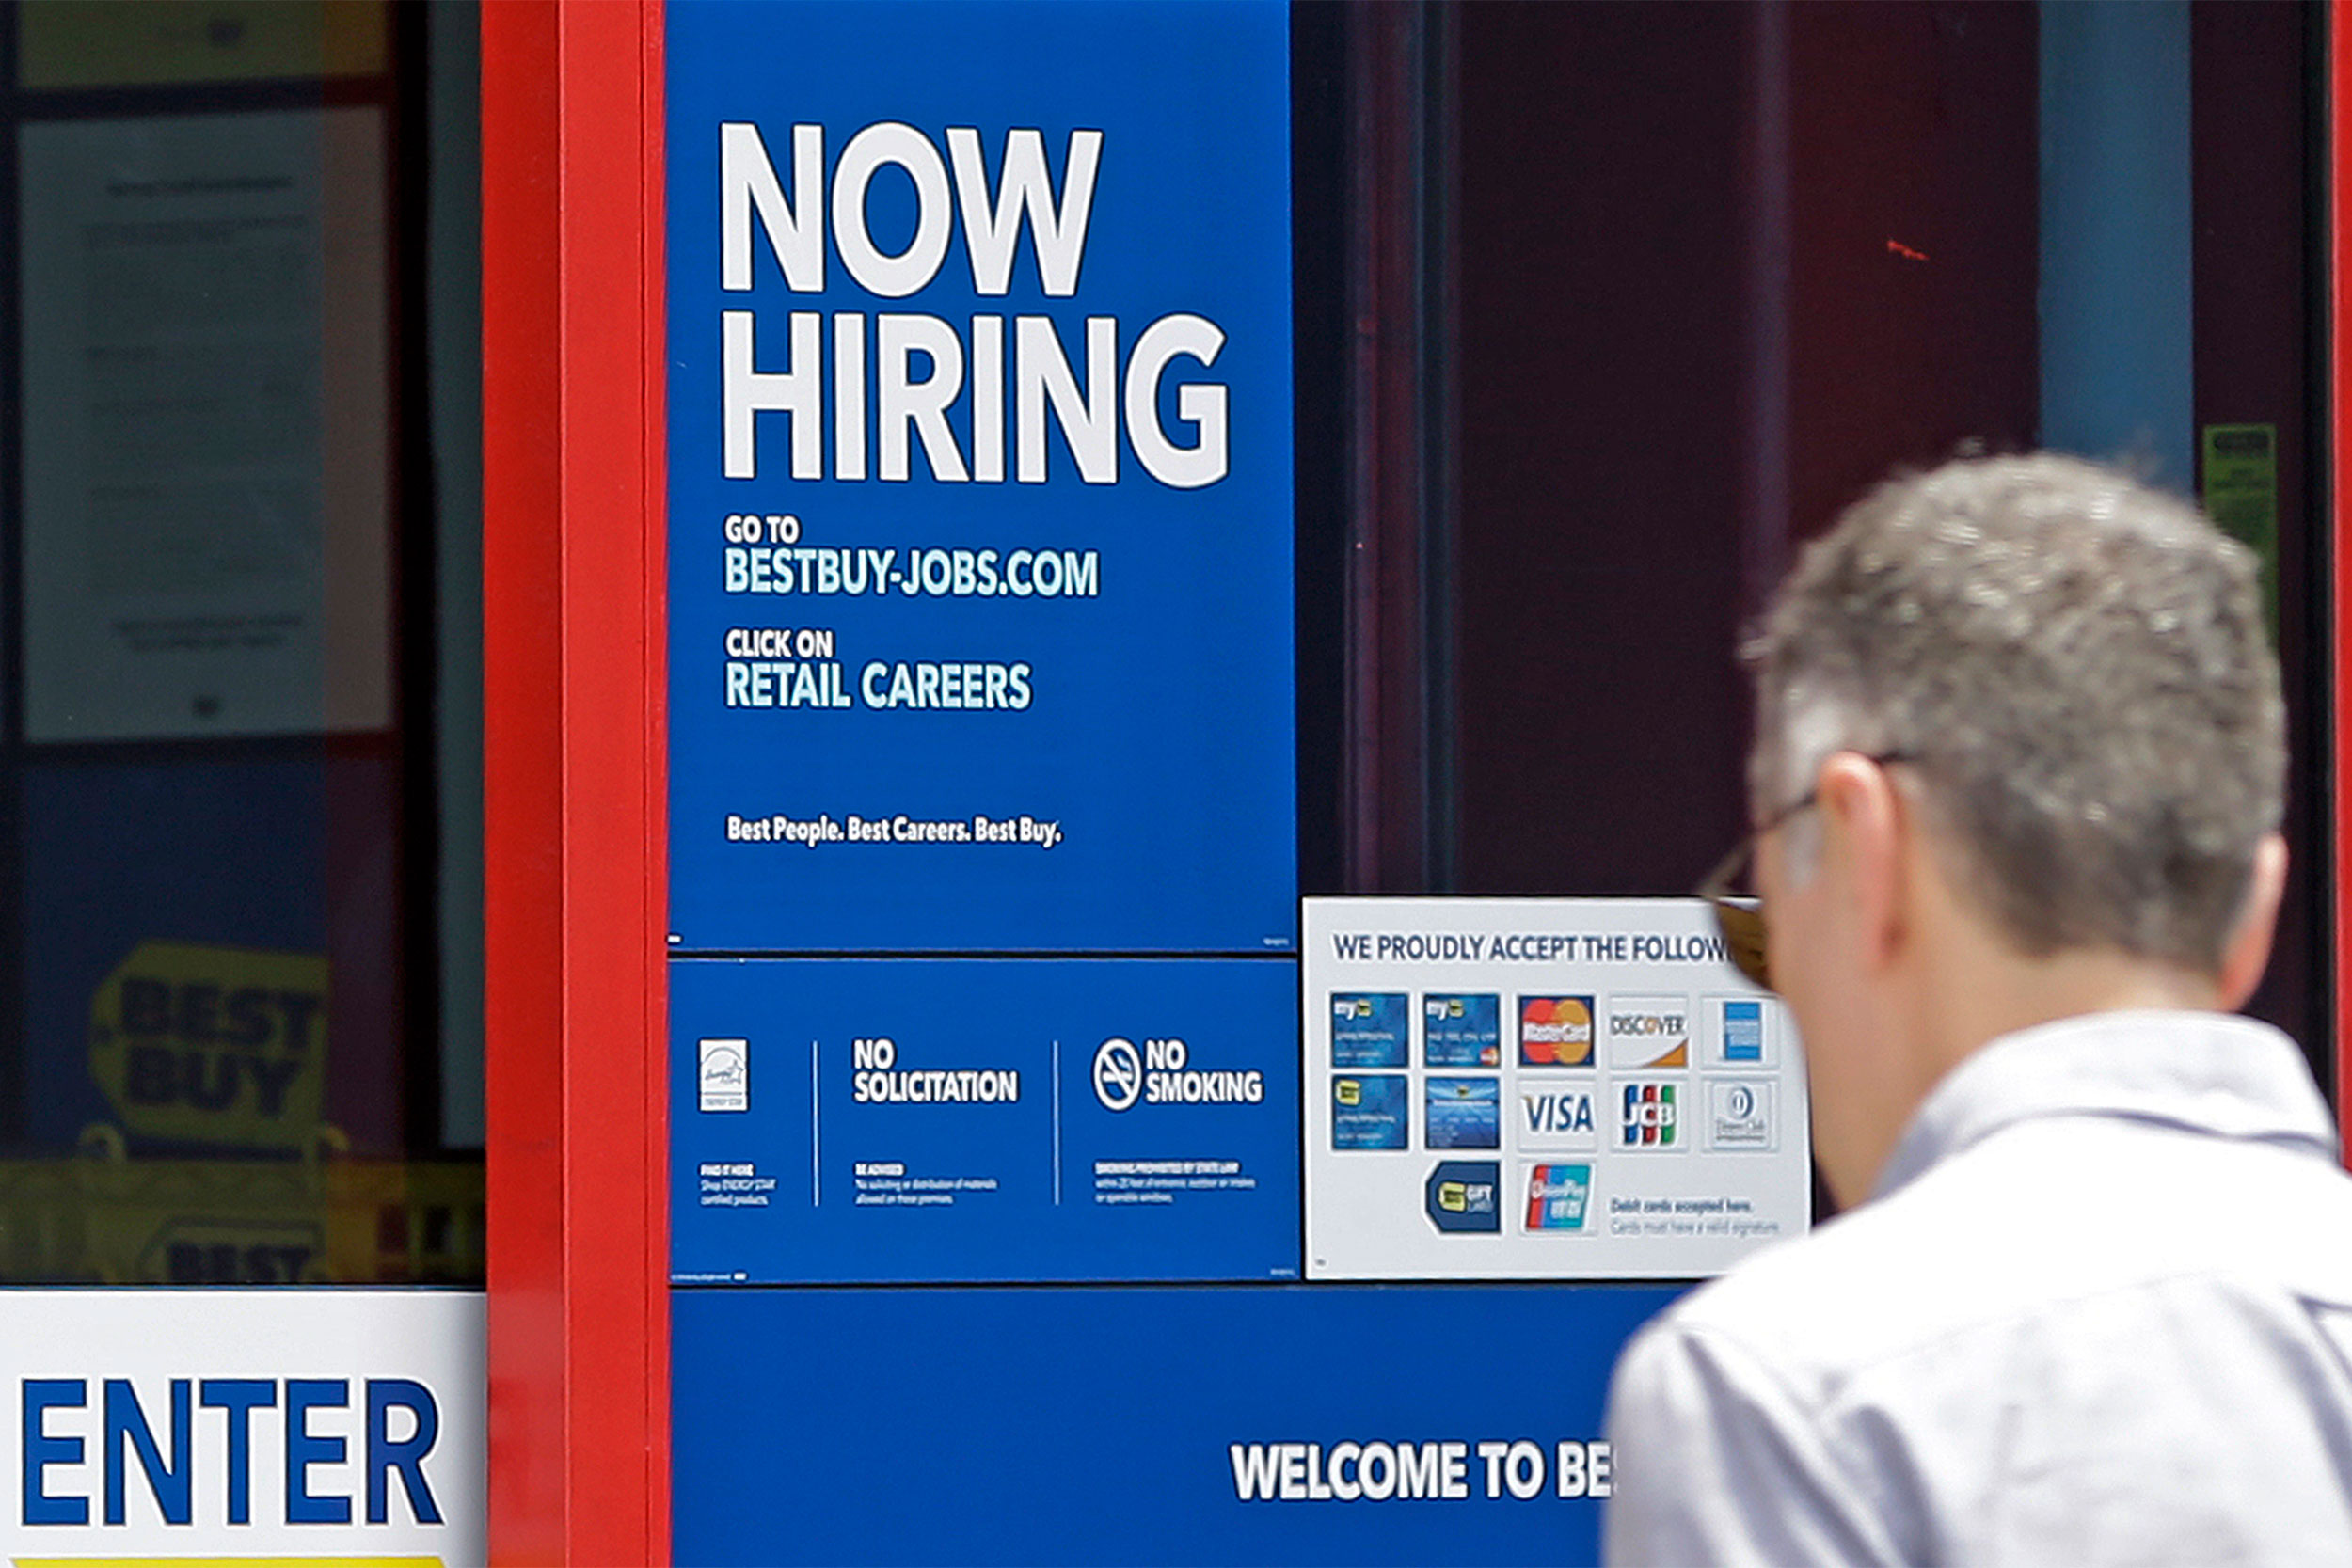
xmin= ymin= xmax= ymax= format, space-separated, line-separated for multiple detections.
xmin=1518 ymin=996 xmax=1595 ymax=1066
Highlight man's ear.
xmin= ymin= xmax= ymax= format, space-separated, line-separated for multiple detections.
xmin=2217 ymin=832 xmax=2287 ymax=1012
xmin=1815 ymin=752 xmax=1907 ymax=971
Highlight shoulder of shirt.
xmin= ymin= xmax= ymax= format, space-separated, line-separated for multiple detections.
xmin=1629 ymin=1178 xmax=1958 ymax=1387
xmin=1630 ymin=1116 xmax=2352 ymax=1401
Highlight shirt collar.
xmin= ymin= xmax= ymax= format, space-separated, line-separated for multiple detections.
xmin=1873 ymin=1009 xmax=2339 ymax=1202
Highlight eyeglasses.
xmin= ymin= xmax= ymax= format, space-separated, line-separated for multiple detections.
xmin=1697 ymin=752 xmax=1916 ymax=991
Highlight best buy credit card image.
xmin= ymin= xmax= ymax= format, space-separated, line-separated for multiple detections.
xmin=1332 ymin=1074 xmax=1408 ymax=1149
xmin=1424 ymin=1076 xmax=1500 ymax=1149
xmin=1422 ymin=992 xmax=1501 ymax=1066
xmin=1330 ymin=991 xmax=1409 ymax=1068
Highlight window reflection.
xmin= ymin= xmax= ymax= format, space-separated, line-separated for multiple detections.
xmin=0 ymin=0 xmax=482 ymax=1285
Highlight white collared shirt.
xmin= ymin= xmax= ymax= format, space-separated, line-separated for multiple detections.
xmin=1604 ymin=1010 xmax=2352 ymax=1566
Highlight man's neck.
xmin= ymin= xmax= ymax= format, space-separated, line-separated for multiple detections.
xmin=1829 ymin=898 xmax=2232 ymax=1208
xmin=1909 ymin=939 xmax=2225 ymax=1103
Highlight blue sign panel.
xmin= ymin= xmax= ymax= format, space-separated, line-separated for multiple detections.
xmin=671 ymin=957 xmax=1300 ymax=1283
xmin=665 ymin=0 xmax=1295 ymax=954
xmin=674 ymin=1285 xmax=1678 ymax=1566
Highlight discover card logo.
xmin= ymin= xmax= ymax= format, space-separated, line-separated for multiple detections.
xmin=1606 ymin=995 xmax=1690 ymax=1069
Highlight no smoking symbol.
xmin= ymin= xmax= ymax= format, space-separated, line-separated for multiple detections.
xmin=1092 ymin=1037 xmax=1141 ymax=1111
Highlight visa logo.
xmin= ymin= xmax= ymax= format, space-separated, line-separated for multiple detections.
xmin=1521 ymin=1091 xmax=1595 ymax=1134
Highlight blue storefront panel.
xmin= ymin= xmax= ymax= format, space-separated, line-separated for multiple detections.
xmin=672 ymin=956 xmax=1301 ymax=1284
xmin=665 ymin=0 xmax=1295 ymax=956
xmin=674 ymin=1284 xmax=1678 ymax=1566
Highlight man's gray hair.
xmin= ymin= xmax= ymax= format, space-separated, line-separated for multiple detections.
xmin=1747 ymin=452 xmax=2285 ymax=972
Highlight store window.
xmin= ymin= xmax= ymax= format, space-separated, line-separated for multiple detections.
xmin=0 ymin=0 xmax=482 ymax=1286
xmin=1298 ymin=0 xmax=2325 ymax=1096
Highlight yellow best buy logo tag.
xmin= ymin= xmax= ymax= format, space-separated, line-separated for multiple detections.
xmin=86 ymin=941 xmax=329 ymax=1152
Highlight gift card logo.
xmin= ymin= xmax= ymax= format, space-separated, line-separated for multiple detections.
xmin=1425 ymin=1160 xmax=1502 ymax=1233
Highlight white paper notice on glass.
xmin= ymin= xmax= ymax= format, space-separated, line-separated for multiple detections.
xmin=1304 ymin=897 xmax=1813 ymax=1281
xmin=20 ymin=108 xmax=390 ymax=741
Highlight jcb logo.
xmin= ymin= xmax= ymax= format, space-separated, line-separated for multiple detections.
xmin=1619 ymin=1083 xmax=1678 ymax=1148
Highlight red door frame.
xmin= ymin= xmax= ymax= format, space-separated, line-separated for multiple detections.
xmin=482 ymin=1 xmax=670 ymax=1560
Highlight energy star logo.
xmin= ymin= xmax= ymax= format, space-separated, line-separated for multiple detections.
xmin=699 ymin=1037 xmax=749 ymax=1112
xmin=1619 ymin=1081 xmax=1679 ymax=1149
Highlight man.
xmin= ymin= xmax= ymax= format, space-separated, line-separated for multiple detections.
xmin=1604 ymin=454 xmax=2352 ymax=1564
